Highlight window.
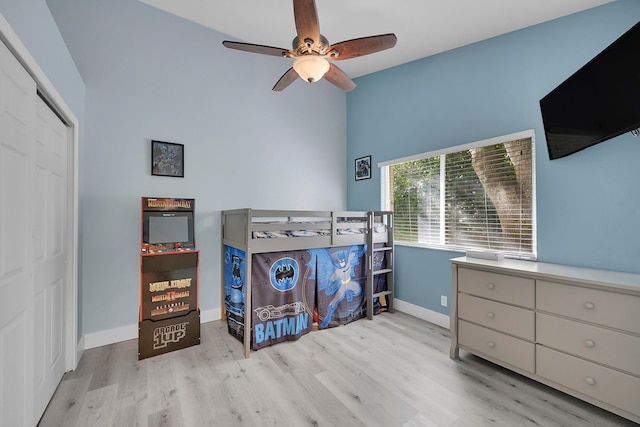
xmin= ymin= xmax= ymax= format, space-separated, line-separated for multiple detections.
xmin=381 ymin=130 xmax=536 ymax=259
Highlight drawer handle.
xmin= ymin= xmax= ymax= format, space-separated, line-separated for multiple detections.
xmin=487 ymin=312 xmax=495 ymax=319
xmin=585 ymin=339 xmax=595 ymax=348
xmin=584 ymin=302 xmax=595 ymax=310
xmin=488 ymin=341 xmax=496 ymax=348
xmin=585 ymin=377 xmax=596 ymax=386
xmin=487 ymin=283 xmax=495 ymax=290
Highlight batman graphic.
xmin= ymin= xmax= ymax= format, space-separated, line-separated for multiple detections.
xmin=307 ymin=245 xmax=367 ymax=328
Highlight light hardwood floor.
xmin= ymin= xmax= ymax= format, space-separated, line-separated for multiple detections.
xmin=38 ymin=312 xmax=636 ymax=426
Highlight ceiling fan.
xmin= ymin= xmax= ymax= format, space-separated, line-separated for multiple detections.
xmin=222 ymin=0 xmax=397 ymax=92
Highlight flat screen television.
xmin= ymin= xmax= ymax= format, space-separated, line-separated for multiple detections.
xmin=143 ymin=211 xmax=195 ymax=248
xmin=540 ymin=21 xmax=640 ymax=160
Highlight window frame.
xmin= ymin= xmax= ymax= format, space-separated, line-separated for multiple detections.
xmin=380 ymin=130 xmax=537 ymax=259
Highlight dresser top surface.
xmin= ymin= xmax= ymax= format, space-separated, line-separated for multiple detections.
xmin=452 ymin=256 xmax=640 ymax=294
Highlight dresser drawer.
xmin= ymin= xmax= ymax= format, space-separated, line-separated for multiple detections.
xmin=537 ymin=281 xmax=640 ymax=334
xmin=537 ymin=313 xmax=640 ymax=376
xmin=537 ymin=345 xmax=640 ymax=417
xmin=458 ymin=268 xmax=534 ymax=308
xmin=458 ymin=293 xmax=534 ymax=340
xmin=458 ymin=320 xmax=534 ymax=373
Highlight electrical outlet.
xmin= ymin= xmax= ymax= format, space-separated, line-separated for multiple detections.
xmin=441 ymin=295 xmax=447 ymax=307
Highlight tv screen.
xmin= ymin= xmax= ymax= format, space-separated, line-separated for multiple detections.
xmin=540 ymin=21 xmax=640 ymax=160
xmin=143 ymin=211 xmax=194 ymax=247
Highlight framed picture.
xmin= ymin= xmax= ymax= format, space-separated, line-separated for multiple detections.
xmin=151 ymin=140 xmax=184 ymax=177
xmin=355 ymin=155 xmax=372 ymax=181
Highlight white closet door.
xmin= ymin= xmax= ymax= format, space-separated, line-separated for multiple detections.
xmin=0 ymin=37 xmax=37 ymax=427
xmin=32 ymin=96 xmax=68 ymax=421
xmin=0 ymin=39 xmax=68 ymax=427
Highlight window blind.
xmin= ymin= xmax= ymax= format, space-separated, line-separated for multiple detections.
xmin=383 ymin=132 xmax=536 ymax=259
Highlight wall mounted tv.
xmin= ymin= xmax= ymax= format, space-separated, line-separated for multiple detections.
xmin=540 ymin=21 xmax=640 ymax=160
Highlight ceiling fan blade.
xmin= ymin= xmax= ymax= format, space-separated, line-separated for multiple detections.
xmin=223 ymin=41 xmax=291 ymax=58
xmin=272 ymin=67 xmax=300 ymax=91
xmin=323 ymin=63 xmax=356 ymax=92
xmin=328 ymin=33 xmax=397 ymax=60
xmin=293 ymin=0 xmax=320 ymax=47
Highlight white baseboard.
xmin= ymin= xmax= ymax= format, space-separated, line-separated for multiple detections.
xmin=201 ymin=307 xmax=221 ymax=323
xmin=75 ymin=335 xmax=85 ymax=370
xmin=82 ymin=307 xmax=222 ymax=350
xmin=394 ymin=299 xmax=450 ymax=330
xmin=83 ymin=323 xmax=138 ymax=350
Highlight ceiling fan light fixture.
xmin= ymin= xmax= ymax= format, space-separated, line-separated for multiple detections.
xmin=293 ymin=56 xmax=329 ymax=83
xmin=222 ymin=0 xmax=396 ymax=91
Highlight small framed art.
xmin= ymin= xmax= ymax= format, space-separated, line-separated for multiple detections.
xmin=151 ymin=140 xmax=184 ymax=178
xmin=355 ymin=155 xmax=371 ymax=181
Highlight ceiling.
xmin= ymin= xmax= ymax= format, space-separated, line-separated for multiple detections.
xmin=138 ymin=0 xmax=615 ymax=78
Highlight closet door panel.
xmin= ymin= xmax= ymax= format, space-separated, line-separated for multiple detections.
xmin=0 ymin=38 xmax=37 ymax=427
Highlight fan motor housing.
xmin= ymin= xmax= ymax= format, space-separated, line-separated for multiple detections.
xmin=292 ymin=35 xmax=330 ymax=55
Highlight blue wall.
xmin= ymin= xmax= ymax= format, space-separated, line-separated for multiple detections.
xmin=0 ymin=0 xmax=84 ymax=117
xmin=347 ymin=1 xmax=640 ymax=315
xmin=45 ymin=0 xmax=347 ymax=337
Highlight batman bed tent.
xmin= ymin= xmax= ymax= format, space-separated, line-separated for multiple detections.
xmin=221 ymin=209 xmax=394 ymax=358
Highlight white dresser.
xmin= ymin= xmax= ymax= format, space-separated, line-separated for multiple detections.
xmin=450 ymin=256 xmax=640 ymax=424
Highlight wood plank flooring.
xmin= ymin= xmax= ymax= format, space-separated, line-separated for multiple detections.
xmin=37 ymin=312 xmax=636 ymax=426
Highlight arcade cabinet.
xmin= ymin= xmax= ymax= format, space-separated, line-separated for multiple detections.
xmin=138 ymin=197 xmax=200 ymax=359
